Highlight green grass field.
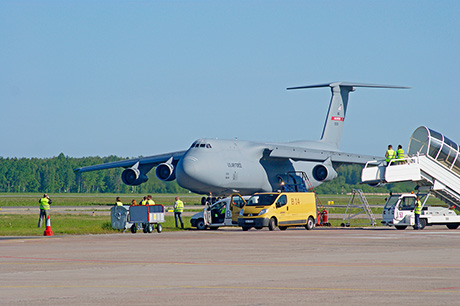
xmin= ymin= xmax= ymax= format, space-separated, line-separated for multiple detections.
xmin=0 ymin=193 xmax=451 ymax=236
xmin=0 ymin=214 xmax=192 ymax=236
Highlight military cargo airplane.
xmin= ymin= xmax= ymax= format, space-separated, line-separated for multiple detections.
xmin=74 ymin=82 xmax=408 ymax=196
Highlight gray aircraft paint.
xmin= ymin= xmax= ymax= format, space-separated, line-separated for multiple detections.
xmin=74 ymin=82 xmax=409 ymax=196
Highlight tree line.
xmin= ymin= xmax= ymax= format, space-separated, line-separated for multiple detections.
xmin=0 ymin=154 xmax=414 ymax=194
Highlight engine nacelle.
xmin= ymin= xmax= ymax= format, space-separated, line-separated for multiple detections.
xmin=155 ymin=162 xmax=176 ymax=181
xmin=312 ymin=164 xmax=338 ymax=182
xmin=121 ymin=167 xmax=148 ymax=186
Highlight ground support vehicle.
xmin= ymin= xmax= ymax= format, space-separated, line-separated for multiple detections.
xmin=129 ymin=204 xmax=165 ymax=233
xmin=381 ymin=192 xmax=460 ymax=230
xmin=110 ymin=205 xmax=133 ymax=231
xmin=190 ymin=194 xmax=249 ymax=230
xmin=237 ymin=192 xmax=317 ymax=231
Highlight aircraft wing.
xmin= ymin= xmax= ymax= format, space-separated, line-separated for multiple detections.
xmin=268 ymin=145 xmax=379 ymax=164
xmin=73 ymin=150 xmax=187 ymax=173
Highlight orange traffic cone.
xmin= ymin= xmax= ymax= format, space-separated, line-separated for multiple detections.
xmin=44 ymin=215 xmax=53 ymax=236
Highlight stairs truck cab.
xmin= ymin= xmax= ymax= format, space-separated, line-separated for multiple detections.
xmin=237 ymin=192 xmax=317 ymax=231
xmin=382 ymin=192 xmax=460 ymax=230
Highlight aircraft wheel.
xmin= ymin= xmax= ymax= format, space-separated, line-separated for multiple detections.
xmin=395 ymin=225 xmax=407 ymax=230
xmin=131 ymin=225 xmax=137 ymax=234
xmin=209 ymin=226 xmax=219 ymax=230
xmin=196 ymin=219 xmax=207 ymax=230
xmin=305 ymin=217 xmax=315 ymax=230
xmin=156 ymin=224 xmax=163 ymax=233
xmin=255 ymin=226 xmax=263 ymax=230
xmin=242 ymin=227 xmax=250 ymax=231
xmin=268 ymin=218 xmax=276 ymax=231
xmin=340 ymin=223 xmax=345 ymax=227
xmin=279 ymin=226 xmax=287 ymax=231
xmin=446 ymin=223 xmax=460 ymax=230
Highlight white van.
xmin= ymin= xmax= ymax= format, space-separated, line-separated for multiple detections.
xmin=190 ymin=194 xmax=249 ymax=230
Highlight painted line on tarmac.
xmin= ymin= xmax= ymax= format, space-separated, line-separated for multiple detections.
xmin=1 ymin=255 xmax=459 ymax=269
xmin=0 ymin=284 xmax=459 ymax=293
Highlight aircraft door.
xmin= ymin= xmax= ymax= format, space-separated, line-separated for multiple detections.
xmin=230 ymin=194 xmax=246 ymax=224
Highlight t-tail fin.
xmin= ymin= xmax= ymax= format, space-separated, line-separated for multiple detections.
xmin=287 ymin=82 xmax=409 ymax=149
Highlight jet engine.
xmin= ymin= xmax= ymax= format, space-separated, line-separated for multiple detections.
xmin=312 ymin=164 xmax=337 ymax=182
xmin=121 ymin=167 xmax=148 ymax=186
xmin=155 ymin=161 xmax=176 ymax=181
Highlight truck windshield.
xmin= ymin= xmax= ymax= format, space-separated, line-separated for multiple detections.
xmin=246 ymin=194 xmax=279 ymax=206
xmin=399 ymin=197 xmax=416 ymax=211
xmin=384 ymin=196 xmax=400 ymax=209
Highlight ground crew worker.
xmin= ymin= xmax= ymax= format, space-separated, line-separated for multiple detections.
xmin=38 ymin=194 xmax=52 ymax=228
xmin=414 ymin=196 xmax=422 ymax=230
xmin=146 ymin=195 xmax=155 ymax=205
xmin=174 ymin=196 xmax=184 ymax=229
xmin=385 ymin=145 xmax=396 ymax=166
xmin=140 ymin=196 xmax=147 ymax=205
xmin=116 ymin=197 xmax=123 ymax=206
xmin=396 ymin=145 xmax=405 ymax=164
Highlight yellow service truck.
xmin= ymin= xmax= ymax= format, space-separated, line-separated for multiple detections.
xmin=237 ymin=192 xmax=317 ymax=231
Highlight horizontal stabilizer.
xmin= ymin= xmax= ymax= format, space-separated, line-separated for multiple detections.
xmin=287 ymin=82 xmax=410 ymax=90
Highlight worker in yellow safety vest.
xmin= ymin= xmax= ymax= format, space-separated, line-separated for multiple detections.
xmin=38 ymin=194 xmax=52 ymax=228
xmin=116 ymin=197 xmax=123 ymax=206
xmin=174 ymin=196 xmax=184 ymax=229
xmin=414 ymin=196 xmax=422 ymax=230
xmin=396 ymin=145 xmax=405 ymax=164
xmin=146 ymin=195 xmax=155 ymax=205
xmin=139 ymin=196 xmax=147 ymax=205
xmin=385 ymin=145 xmax=396 ymax=165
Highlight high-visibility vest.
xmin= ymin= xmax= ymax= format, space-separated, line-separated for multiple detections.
xmin=386 ymin=149 xmax=396 ymax=162
xmin=146 ymin=199 xmax=155 ymax=205
xmin=40 ymin=198 xmax=50 ymax=210
xmin=414 ymin=200 xmax=422 ymax=215
xmin=396 ymin=148 xmax=405 ymax=160
xmin=174 ymin=200 xmax=184 ymax=213
xmin=116 ymin=201 xmax=123 ymax=206
xmin=140 ymin=200 xmax=146 ymax=205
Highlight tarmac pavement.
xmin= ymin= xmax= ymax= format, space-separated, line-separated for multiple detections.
xmin=1 ymin=227 xmax=459 ymax=305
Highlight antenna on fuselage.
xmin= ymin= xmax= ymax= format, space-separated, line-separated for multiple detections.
xmin=287 ymin=82 xmax=410 ymax=149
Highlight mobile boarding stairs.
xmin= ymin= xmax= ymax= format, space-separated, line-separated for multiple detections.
xmin=361 ymin=126 xmax=460 ymax=211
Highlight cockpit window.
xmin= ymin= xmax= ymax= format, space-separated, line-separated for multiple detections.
xmin=190 ymin=140 xmax=212 ymax=149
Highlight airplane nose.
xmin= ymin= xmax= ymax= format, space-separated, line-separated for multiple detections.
xmin=176 ymin=154 xmax=206 ymax=191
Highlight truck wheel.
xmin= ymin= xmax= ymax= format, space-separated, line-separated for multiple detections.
xmin=196 ymin=219 xmax=207 ymax=230
xmin=395 ymin=225 xmax=407 ymax=230
xmin=147 ymin=224 xmax=153 ymax=233
xmin=209 ymin=226 xmax=219 ymax=230
xmin=446 ymin=223 xmax=460 ymax=230
xmin=242 ymin=226 xmax=250 ymax=231
xmin=279 ymin=226 xmax=287 ymax=231
xmin=305 ymin=217 xmax=315 ymax=230
xmin=131 ymin=225 xmax=137 ymax=234
xmin=156 ymin=224 xmax=163 ymax=233
xmin=201 ymin=197 xmax=206 ymax=205
xmin=268 ymin=218 xmax=276 ymax=231
xmin=255 ymin=226 xmax=263 ymax=230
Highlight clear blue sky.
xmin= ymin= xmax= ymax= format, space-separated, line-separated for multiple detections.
xmin=1 ymin=0 xmax=459 ymax=159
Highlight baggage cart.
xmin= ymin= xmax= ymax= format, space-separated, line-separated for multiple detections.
xmin=128 ymin=204 xmax=165 ymax=233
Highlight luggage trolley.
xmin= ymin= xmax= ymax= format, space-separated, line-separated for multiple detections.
xmin=129 ymin=204 xmax=165 ymax=233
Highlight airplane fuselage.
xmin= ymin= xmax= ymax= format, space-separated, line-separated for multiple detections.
xmin=175 ymin=138 xmax=337 ymax=195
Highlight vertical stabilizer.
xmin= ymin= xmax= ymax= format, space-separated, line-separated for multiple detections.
xmin=287 ymin=82 xmax=409 ymax=149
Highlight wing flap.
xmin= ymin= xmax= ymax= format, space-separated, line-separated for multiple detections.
xmin=269 ymin=145 xmax=379 ymax=164
xmin=74 ymin=150 xmax=186 ymax=173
